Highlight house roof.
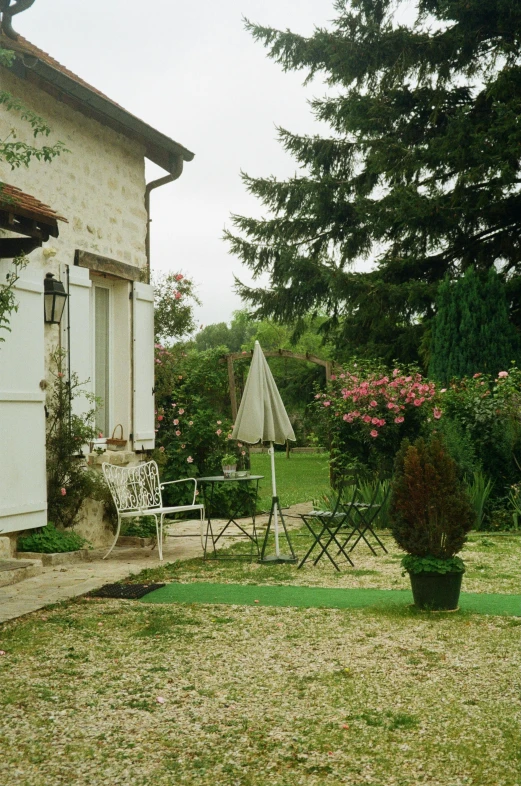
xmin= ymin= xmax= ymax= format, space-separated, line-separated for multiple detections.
xmin=0 ymin=182 xmax=67 ymax=257
xmin=0 ymin=32 xmax=195 ymax=172
xmin=0 ymin=182 xmax=67 ymax=229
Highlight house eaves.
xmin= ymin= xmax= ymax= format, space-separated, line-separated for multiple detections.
xmin=0 ymin=33 xmax=194 ymax=173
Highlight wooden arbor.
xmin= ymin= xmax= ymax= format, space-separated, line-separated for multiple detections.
xmin=224 ymin=348 xmax=334 ymax=421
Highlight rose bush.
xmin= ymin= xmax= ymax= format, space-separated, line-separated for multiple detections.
xmin=152 ymin=344 xmax=253 ymax=515
xmin=314 ymin=361 xmax=439 ymax=480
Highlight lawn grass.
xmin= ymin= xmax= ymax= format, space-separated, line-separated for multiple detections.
xmin=1 ymin=467 xmax=519 ymax=786
xmin=249 ymin=451 xmax=330 ymax=512
xmin=0 ymin=596 xmax=519 ymax=786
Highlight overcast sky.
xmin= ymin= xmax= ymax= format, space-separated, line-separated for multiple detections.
xmin=14 ymin=0 xmax=340 ymax=329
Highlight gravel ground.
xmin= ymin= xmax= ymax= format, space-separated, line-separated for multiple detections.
xmin=0 ymin=531 xmax=519 ymax=786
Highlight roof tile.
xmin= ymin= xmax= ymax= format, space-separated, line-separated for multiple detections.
xmin=0 ymin=183 xmax=68 ymax=225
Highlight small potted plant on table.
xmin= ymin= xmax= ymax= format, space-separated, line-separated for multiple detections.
xmin=221 ymin=453 xmax=237 ymax=478
xmin=389 ymin=435 xmax=475 ymax=611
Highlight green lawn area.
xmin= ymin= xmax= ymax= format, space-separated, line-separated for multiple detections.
xmin=250 ymin=451 xmax=330 ymax=512
xmin=1 ymin=473 xmax=520 ymax=786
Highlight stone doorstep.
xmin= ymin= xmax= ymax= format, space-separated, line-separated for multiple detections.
xmin=14 ymin=549 xmax=90 ymax=567
xmin=0 ymin=559 xmax=43 ymax=588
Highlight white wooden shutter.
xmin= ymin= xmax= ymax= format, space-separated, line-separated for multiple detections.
xmin=0 ymin=261 xmax=47 ymax=533
xmin=67 ymin=265 xmax=92 ymax=417
xmin=132 ymin=282 xmax=155 ymax=450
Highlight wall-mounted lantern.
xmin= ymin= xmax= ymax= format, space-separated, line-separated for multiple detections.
xmin=43 ymin=272 xmax=68 ymax=324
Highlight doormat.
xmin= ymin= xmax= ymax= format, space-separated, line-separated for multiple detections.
xmin=89 ymin=582 xmax=165 ymax=600
xmin=139 ymin=582 xmax=521 ymax=617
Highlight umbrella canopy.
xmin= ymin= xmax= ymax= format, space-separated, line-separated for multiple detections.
xmin=231 ymin=342 xmax=296 ymax=445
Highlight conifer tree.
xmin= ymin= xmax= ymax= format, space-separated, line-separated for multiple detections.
xmin=225 ymin=1 xmax=521 ymax=364
xmin=429 ymin=267 xmax=520 ymax=383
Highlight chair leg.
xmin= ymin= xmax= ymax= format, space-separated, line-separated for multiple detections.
xmin=199 ymin=507 xmax=206 ymax=550
xmin=157 ymin=514 xmax=163 ymax=561
xmin=103 ymin=516 xmax=122 ymax=560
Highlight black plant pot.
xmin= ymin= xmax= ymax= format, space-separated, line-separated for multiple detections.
xmin=408 ymin=570 xmax=463 ymax=611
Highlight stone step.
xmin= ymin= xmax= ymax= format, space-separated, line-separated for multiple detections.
xmin=15 ymin=549 xmax=90 ymax=567
xmin=0 ymin=559 xmax=43 ymax=588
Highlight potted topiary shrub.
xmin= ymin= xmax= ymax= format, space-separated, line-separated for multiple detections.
xmin=389 ymin=435 xmax=475 ymax=611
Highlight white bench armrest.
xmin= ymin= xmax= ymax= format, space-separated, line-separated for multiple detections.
xmin=160 ymin=477 xmax=198 ymax=505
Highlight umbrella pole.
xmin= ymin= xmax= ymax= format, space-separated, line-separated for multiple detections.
xmin=269 ymin=442 xmax=280 ymax=557
xmin=259 ymin=444 xmax=297 ymax=564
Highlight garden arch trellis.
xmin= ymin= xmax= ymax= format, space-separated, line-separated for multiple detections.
xmin=224 ymin=349 xmax=337 ymax=421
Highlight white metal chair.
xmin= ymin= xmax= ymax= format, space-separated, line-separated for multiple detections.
xmin=102 ymin=460 xmax=205 ymax=561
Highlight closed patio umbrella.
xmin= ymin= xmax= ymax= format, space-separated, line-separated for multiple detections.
xmin=231 ymin=341 xmax=297 ymax=562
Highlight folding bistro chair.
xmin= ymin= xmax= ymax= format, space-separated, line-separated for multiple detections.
xmin=297 ymin=483 xmax=361 ymax=571
xmin=102 ymin=460 xmax=205 ymax=561
xmin=338 ymin=479 xmax=390 ymax=556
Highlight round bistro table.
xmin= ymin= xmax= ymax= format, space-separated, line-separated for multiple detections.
xmin=197 ymin=474 xmax=264 ymax=560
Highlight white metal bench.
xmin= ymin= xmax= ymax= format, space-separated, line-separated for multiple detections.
xmin=102 ymin=460 xmax=205 ymax=561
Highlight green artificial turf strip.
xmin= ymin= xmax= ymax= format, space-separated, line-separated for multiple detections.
xmin=141 ymin=582 xmax=521 ymax=617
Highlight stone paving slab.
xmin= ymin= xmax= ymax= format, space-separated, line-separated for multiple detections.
xmin=0 ymin=503 xmax=311 ymax=623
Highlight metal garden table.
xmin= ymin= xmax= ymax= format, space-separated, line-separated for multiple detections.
xmin=198 ymin=474 xmax=264 ymax=560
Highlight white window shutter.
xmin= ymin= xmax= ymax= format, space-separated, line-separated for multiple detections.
xmin=0 ymin=262 xmax=47 ymax=532
xmin=132 ymin=282 xmax=155 ymax=450
xmin=67 ymin=265 xmax=92 ymax=418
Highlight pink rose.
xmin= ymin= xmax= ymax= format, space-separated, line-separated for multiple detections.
xmin=60 ymin=487 xmax=67 ymax=496
xmin=498 ymin=371 xmax=509 ymax=378
xmin=433 ymin=408 xmax=442 ymax=420
xmin=187 ymin=456 xmax=193 ymax=463
xmin=330 ymin=374 xmax=337 ymax=380
xmin=188 ymin=421 xmax=193 ymax=426
xmin=175 ymin=274 xmax=183 ymax=281
xmin=178 ymin=408 xmax=185 ymax=415
xmin=216 ymin=429 xmax=222 ymax=436
xmin=159 ymin=446 xmax=165 ymax=452
xmin=175 ymin=430 xmax=181 ymax=437
xmin=394 ymin=416 xmax=404 ymax=424
xmin=362 ymin=415 xmax=372 ymax=423
xmin=370 ymin=400 xmax=378 ymax=408
xmin=174 ymin=291 xmax=181 ymax=300
xmin=370 ymin=430 xmax=378 ymax=438
xmin=378 ymin=419 xmax=386 ymax=427
xmin=323 ymin=401 xmax=331 ymax=407
xmin=440 ymin=388 xmax=447 ymax=393
xmin=157 ymin=415 xmax=163 ymax=422
xmin=371 ymin=417 xmax=379 ymax=425
xmin=217 ymin=420 xmax=222 ymax=425
xmin=413 ymin=399 xmax=422 ymax=406
xmin=173 ymin=419 xmax=179 ymax=425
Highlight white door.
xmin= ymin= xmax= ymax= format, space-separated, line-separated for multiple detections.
xmin=132 ymin=282 xmax=155 ymax=451
xmin=0 ymin=261 xmax=47 ymax=533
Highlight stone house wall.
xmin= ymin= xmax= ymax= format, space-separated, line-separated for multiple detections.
xmin=0 ymin=68 xmax=150 ymax=549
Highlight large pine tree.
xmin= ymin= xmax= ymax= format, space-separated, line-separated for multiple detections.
xmin=225 ymin=0 xmax=521 ymax=364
